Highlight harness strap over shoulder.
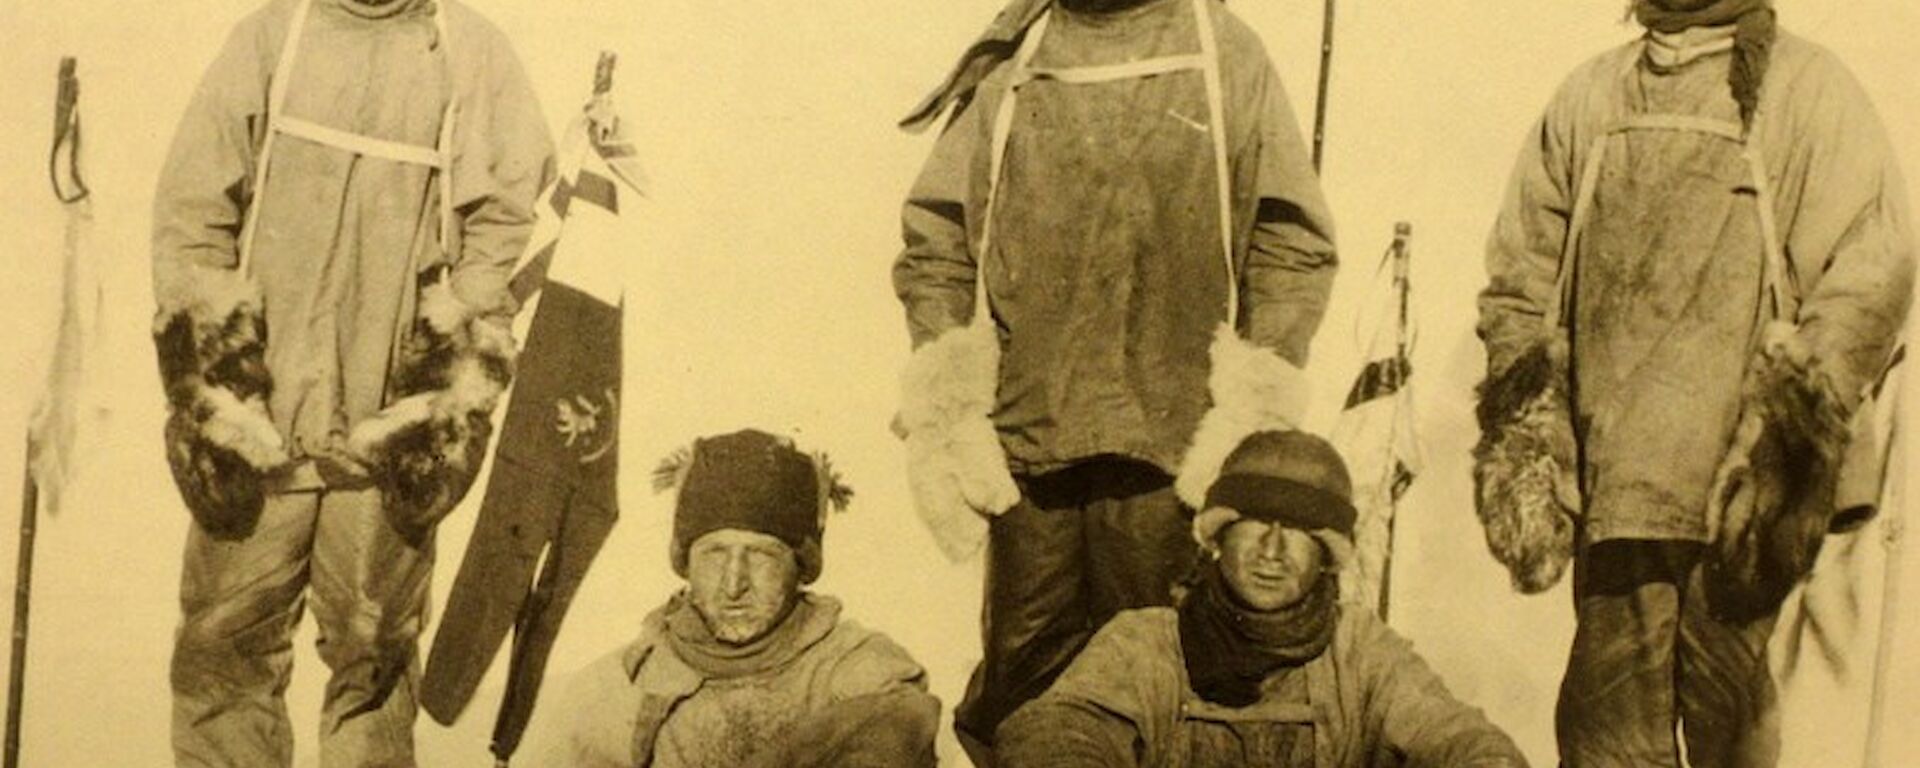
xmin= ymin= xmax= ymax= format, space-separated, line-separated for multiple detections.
xmin=975 ymin=0 xmax=1239 ymax=328
xmin=236 ymin=0 xmax=458 ymax=275
xmin=1549 ymin=107 xmax=1789 ymax=333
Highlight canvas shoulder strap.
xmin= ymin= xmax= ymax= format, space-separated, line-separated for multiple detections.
xmin=974 ymin=0 xmax=1239 ymax=328
xmin=1549 ymin=107 xmax=1790 ymax=331
xmin=236 ymin=0 xmax=458 ymax=275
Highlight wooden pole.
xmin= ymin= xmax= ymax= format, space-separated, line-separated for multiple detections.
xmin=1378 ymin=222 xmax=1411 ymax=620
xmin=7 ymin=56 xmax=82 ymax=768
xmin=1861 ymin=415 xmax=1905 ymax=768
xmin=4 ymin=470 xmax=38 ymax=768
xmin=1311 ymin=0 xmax=1337 ymax=172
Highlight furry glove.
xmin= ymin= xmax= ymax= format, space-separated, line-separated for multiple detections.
xmin=153 ymin=264 xmax=289 ymax=537
xmin=1704 ymin=321 xmax=1850 ymax=615
xmin=1472 ymin=337 xmax=1581 ymax=594
xmin=1173 ymin=325 xmax=1310 ymax=510
xmin=348 ymin=280 xmax=516 ymax=544
xmin=897 ymin=320 xmax=1022 ymax=562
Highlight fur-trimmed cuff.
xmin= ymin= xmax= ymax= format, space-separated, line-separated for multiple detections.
xmin=1174 ymin=325 xmax=1310 ymax=510
xmin=1471 ymin=337 xmax=1579 ymax=594
xmin=1705 ymin=321 xmax=1850 ymax=609
xmin=349 ymin=282 xmax=516 ymax=540
xmin=897 ymin=321 xmax=1020 ymax=562
xmin=152 ymin=264 xmax=287 ymax=535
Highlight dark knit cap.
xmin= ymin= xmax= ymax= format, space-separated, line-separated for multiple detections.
xmin=664 ymin=430 xmax=829 ymax=583
xmin=1203 ymin=431 xmax=1356 ymax=537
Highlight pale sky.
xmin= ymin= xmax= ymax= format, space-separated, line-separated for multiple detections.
xmin=0 ymin=1 xmax=1914 ymax=765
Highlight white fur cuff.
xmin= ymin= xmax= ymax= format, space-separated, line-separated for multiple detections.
xmin=1174 ymin=325 xmax=1310 ymax=510
xmin=898 ymin=321 xmax=1021 ymax=561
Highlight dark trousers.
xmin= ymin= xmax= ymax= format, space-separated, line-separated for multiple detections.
xmin=1556 ymin=540 xmax=1781 ymax=768
xmin=953 ymin=459 xmax=1199 ymax=766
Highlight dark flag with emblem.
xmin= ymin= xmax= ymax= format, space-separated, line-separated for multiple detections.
xmin=1329 ymin=223 xmax=1422 ymax=618
xmin=420 ymin=52 xmax=646 ymax=766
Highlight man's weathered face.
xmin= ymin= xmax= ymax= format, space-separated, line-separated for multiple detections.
xmin=1217 ymin=518 xmax=1326 ymax=611
xmin=686 ymin=528 xmax=801 ymax=645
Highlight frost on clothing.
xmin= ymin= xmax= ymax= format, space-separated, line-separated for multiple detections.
xmin=151 ymin=0 xmax=553 ymax=491
xmin=996 ymin=607 xmax=1528 ymax=768
xmin=1477 ymin=30 xmax=1914 ymax=546
xmin=520 ymin=594 xmax=940 ymax=768
xmin=892 ymin=0 xmax=1337 ymax=477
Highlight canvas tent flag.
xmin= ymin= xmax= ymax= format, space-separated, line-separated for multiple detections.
xmin=420 ymin=52 xmax=646 ymax=766
xmin=1329 ymin=223 xmax=1422 ymax=618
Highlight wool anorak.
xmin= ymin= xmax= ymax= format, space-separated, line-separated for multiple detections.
xmin=522 ymin=594 xmax=940 ymax=768
xmin=153 ymin=0 xmax=553 ymax=489
xmin=1478 ymin=29 xmax=1913 ymax=545
xmin=894 ymin=0 xmax=1337 ymax=476
xmin=997 ymin=606 xmax=1528 ymax=768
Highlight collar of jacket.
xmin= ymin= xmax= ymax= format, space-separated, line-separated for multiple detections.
xmin=333 ymin=0 xmax=432 ymax=20
xmin=1056 ymin=0 xmax=1173 ymax=22
xmin=897 ymin=0 xmax=1052 ymax=132
xmin=1645 ymin=23 xmax=1737 ymax=70
xmin=620 ymin=592 xmax=843 ymax=681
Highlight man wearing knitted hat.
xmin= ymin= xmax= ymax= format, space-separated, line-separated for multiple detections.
xmin=1475 ymin=1 xmax=1913 ymax=766
xmin=996 ymin=431 xmax=1528 ymax=767
xmin=520 ymin=429 xmax=940 ymax=768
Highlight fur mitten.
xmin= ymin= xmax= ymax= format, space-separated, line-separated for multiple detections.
xmin=897 ymin=319 xmax=1021 ymax=562
xmin=348 ymin=281 xmax=515 ymax=543
xmin=1174 ymin=325 xmax=1310 ymax=510
xmin=1705 ymin=321 xmax=1850 ymax=615
xmin=1472 ymin=337 xmax=1581 ymax=594
xmin=152 ymin=264 xmax=288 ymax=536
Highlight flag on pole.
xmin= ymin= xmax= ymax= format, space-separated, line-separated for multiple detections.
xmin=12 ymin=56 xmax=99 ymax=768
xmin=1329 ymin=223 xmax=1421 ymax=618
xmin=420 ymin=52 xmax=645 ymax=765
xmin=28 ymin=56 xmax=102 ymax=519
xmin=1769 ymin=336 xmax=1905 ymax=767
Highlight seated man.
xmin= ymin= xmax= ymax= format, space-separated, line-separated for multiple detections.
xmin=998 ymin=430 xmax=1528 ymax=767
xmin=523 ymin=429 xmax=939 ymax=767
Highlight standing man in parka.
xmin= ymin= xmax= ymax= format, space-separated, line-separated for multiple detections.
xmin=150 ymin=0 xmax=553 ymax=764
xmin=1474 ymin=1 xmax=1913 ymax=766
xmin=893 ymin=0 xmax=1338 ymax=761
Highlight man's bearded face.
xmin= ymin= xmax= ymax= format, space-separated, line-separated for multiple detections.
xmin=1217 ymin=518 xmax=1327 ymax=611
xmin=685 ymin=528 xmax=802 ymax=644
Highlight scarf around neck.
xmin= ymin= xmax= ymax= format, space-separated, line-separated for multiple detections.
xmin=1632 ymin=0 xmax=1776 ymax=128
xmin=1178 ymin=564 xmax=1338 ymax=708
xmin=661 ymin=592 xmax=834 ymax=680
xmin=334 ymin=0 xmax=429 ymax=20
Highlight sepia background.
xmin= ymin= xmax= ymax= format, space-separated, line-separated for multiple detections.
xmin=0 ymin=0 xmax=1914 ymax=765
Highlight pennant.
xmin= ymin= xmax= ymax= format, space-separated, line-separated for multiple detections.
xmin=1329 ymin=224 xmax=1422 ymax=617
xmin=421 ymin=53 xmax=644 ymax=765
